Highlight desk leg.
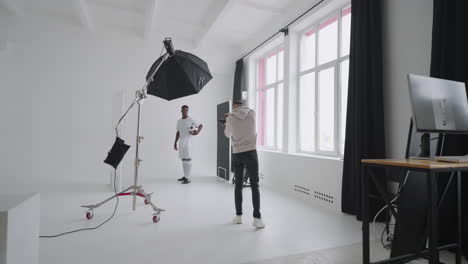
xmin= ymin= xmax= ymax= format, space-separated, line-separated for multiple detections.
xmin=427 ymin=171 xmax=439 ymax=264
xmin=456 ymin=171 xmax=462 ymax=264
xmin=362 ymin=164 xmax=370 ymax=264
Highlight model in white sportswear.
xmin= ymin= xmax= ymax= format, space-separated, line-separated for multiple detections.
xmin=174 ymin=105 xmax=203 ymax=184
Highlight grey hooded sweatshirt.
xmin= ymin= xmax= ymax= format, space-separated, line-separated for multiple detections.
xmin=224 ymin=106 xmax=257 ymax=154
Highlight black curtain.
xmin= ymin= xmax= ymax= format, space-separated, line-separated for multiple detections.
xmin=232 ymin=59 xmax=244 ymax=102
xmin=430 ymin=0 xmax=468 ymax=257
xmin=341 ymin=0 xmax=386 ymax=220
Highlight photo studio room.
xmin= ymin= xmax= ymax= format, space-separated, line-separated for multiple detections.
xmin=1 ymin=0 xmax=468 ymax=264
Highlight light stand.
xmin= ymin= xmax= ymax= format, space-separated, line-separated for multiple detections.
xmin=82 ymin=52 xmax=170 ymax=223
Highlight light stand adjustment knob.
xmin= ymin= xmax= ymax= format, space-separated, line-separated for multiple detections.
xmin=135 ymin=159 xmax=143 ymax=166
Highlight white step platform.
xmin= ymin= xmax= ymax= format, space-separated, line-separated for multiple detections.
xmin=0 ymin=193 xmax=40 ymax=264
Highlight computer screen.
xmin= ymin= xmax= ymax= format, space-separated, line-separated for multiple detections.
xmin=407 ymin=74 xmax=468 ymax=133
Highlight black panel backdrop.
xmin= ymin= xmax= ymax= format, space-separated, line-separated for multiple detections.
xmin=217 ymin=102 xmax=231 ymax=181
xmin=430 ymin=0 xmax=468 ymax=258
xmin=341 ymin=0 xmax=386 ymax=220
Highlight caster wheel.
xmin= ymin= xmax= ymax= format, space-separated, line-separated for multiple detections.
xmin=86 ymin=211 xmax=94 ymax=220
xmin=144 ymin=199 xmax=149 ymax=205
xmin=152 ymin=215 xmax=160 ymax=223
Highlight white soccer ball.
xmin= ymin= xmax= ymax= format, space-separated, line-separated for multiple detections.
xmin=189 ymin=125 xmax=198 ymax=133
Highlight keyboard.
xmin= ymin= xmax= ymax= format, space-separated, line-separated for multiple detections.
xmin=409 ymin=156 xmax=434 ymax=160
xmin=434 ymin=155 xmax=468 ymax=163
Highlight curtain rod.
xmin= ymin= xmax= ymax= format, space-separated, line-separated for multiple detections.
xmin=240 ymin=0 xmax=326 ymax=60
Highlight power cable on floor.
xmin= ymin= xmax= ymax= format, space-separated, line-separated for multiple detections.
xmin=39 ymin=170 xmax=120 ymax=238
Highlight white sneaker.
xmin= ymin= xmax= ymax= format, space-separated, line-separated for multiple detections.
xmin=233 ymin=215 xmax=242 ymax=224
xmin=253 ymin=218 xmax=265 ymax=228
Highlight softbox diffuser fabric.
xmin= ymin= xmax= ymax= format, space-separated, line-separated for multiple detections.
xmin=146 ymin=50 xmax=213 ymax=101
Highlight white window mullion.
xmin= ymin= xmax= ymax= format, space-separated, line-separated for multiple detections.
xmin=338 ymin=61 xmax=343 ymax=157
xmin=335 ymin=10 xmax=342 ymax=156
xmin=338 ymin=55 xmax=350 ymax=63
xmin=296 ymin=33 xmax=302 ymax=152
xmin=338 ymin=7 xmax=349 ymax=157
xmin=334 ymin=63 xmax=339 ymax=156
xmin=275 ymin=50 xmax=279 ymax=149
xmin=338 ymin=10 xmax=342 ymax=58
xmin=264 ymin=87 xmax=270 ymax=149
xmin=299 ymin=59 xmax=336 ymax=77
xmin=296 ymin=73 xmax=302 ymax=152
xmin=274 ymin=85 xmax=278 ymax=150
xmin=314 ymin=21 xmax=320 ymax=154
xmin=337 ymin=11 xmax=344 ymax=157
xmin=314 ymin=71 xmax=319 ymax=154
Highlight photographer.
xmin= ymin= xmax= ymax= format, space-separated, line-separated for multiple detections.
xmin=224 ymin=100 xmax=265 ymax=228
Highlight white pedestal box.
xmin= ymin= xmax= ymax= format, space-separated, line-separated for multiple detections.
xmin=0 ymin=193 xmax=40 ymax=264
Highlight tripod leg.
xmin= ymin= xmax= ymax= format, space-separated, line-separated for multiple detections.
xmin=82 ymin=185 xmax=134 ymax=209
xmin=136 ymin=187 xmax=164 ymax=212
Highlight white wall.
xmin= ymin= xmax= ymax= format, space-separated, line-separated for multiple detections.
xmin=258 ymin=152 xmax=342 ymax=211
xmin=382 ymin=0 xmax=434 ymax=158
xmin=0 ymin=17 xmax=236 ymax=191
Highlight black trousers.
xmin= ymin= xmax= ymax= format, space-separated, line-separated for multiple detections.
xmin=233 ymin=150 xmax=261 ymax=218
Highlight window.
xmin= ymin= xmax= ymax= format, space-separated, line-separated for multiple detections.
xmin=256 ymin=47 xmax=284 ymax=149
xmin=298 ymin=5 xmax=351 ymax=156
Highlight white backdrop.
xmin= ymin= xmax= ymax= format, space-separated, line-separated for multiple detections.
xmin=0 ymin=18 xmax=236 ymax=191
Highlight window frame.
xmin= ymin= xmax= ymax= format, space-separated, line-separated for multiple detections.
xmin=255 ymin=45 xmax=285 ymax=151
xmin=296 ymin=5 xmax=351 ymax=158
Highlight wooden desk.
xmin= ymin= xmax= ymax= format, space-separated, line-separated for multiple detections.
xmin=361 ymin=159 xmax=468 ymax=264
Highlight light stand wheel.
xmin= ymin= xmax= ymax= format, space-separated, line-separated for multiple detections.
xmin=86 ymin=211 xmax=94 ymax=220
xmin=152 ymin=215 xmax=160 ymax=223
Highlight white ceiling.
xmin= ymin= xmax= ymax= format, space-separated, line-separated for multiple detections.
xmin=0 ymin=0 xmax=305 ymax=49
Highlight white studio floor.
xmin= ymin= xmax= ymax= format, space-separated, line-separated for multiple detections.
xmin=36 ymin=176 xmax=465 ymax=264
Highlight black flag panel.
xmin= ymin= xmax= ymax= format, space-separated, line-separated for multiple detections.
xmin=104 ymin=137 xmax=130 ymax=169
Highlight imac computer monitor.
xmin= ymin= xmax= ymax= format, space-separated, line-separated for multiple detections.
xmin=407 ymin=74 xmax=468 ymax=134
